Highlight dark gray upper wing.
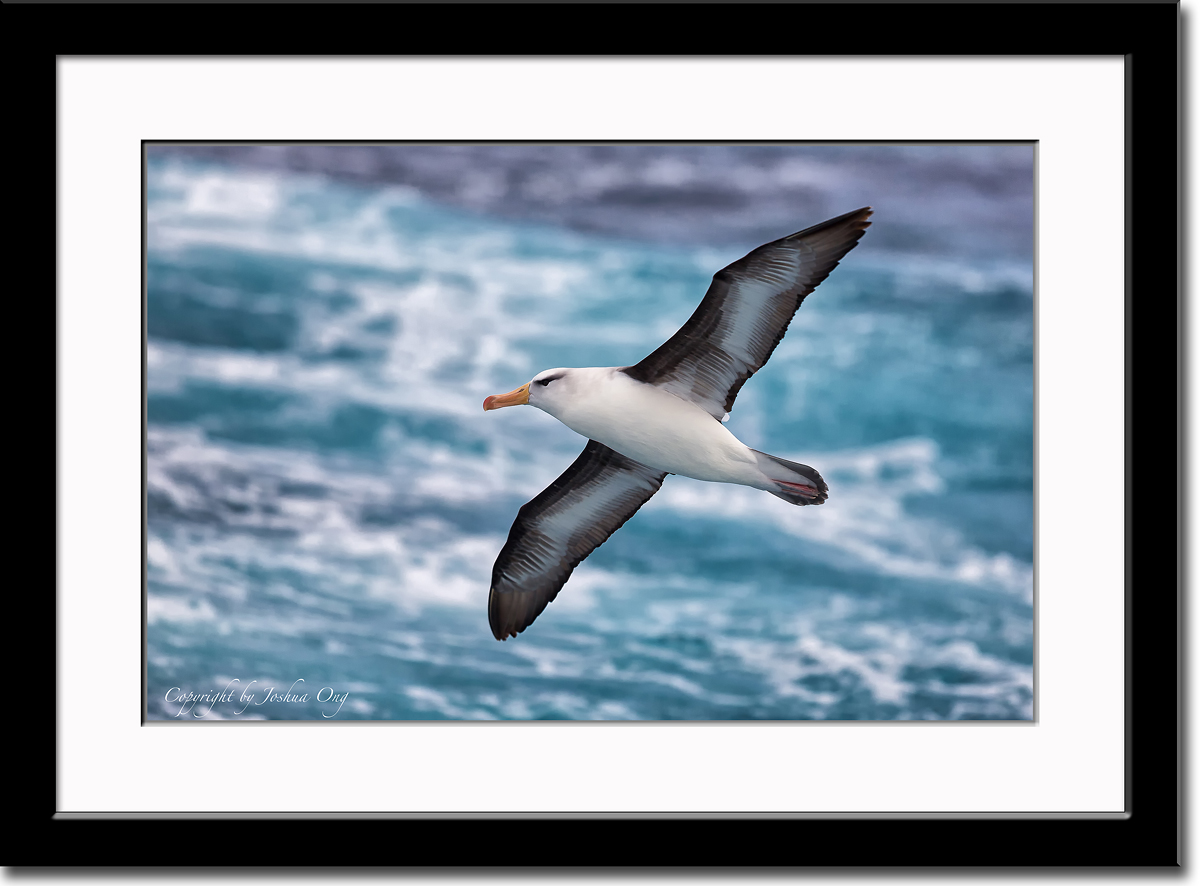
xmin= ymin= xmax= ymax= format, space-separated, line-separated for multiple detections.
xmin=489 ymin=440 xmax=667 ymax=640
xmin=622 ymin=207 xmax=872 ymax=419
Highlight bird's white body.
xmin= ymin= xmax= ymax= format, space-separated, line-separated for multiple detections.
xmin=483 ymin=206 xmax=870 ymax=638
xmin=529 ymin=367 xmax=769 ymax=489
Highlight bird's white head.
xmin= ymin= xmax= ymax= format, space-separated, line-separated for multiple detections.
xmin=483 ymin=368 xmax=577 ymax=417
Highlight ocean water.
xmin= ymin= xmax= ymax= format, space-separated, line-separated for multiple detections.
xmin=144 ymin=146 xmax=1034 ymax=721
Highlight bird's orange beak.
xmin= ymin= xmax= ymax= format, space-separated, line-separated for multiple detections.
xmin=483 ymin=382 xmax=531 ymax=411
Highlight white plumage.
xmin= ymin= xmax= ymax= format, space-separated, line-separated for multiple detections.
xmin=483 ymin=207 xmax=873 ymax=639
xmin=532 ymin=367 xmax=766 ymax=487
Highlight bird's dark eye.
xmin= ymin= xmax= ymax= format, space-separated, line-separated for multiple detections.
xmin=536 ymin=378 xmax=551 ymax=387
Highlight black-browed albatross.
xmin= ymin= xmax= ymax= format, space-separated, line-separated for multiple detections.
xmin=483 ymin=207 xmax=873 ymax=640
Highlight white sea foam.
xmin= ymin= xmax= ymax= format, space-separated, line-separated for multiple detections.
xmin=714 ymin=619 xmax=1032 ymax=719
xmin=655 ymin=437 xmax=1032 ymax=601
xmin=147 ymin=595 xmax=218 ymax=625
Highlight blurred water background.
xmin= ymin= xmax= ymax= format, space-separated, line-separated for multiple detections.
xmin=145 ymin=144 xmax=1033 ymax=721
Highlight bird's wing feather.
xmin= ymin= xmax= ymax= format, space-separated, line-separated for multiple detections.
xmin=489 ymin=440 xmax=667 ymax=640
xmin=622 ymin=207 xmax=872 ymax=419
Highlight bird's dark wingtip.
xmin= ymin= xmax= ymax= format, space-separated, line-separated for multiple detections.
xmin=786 ymin=206 xmax=874 ymax=243
xmin=489 ymin=590 xmax=525 ymax=640
xmin=488 ymin=586 xmax=509 ymax=640
xmin=849 ymin=206 xmax=873 ymax=228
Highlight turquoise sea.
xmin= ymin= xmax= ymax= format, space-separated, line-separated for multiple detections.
xmin=145 ymin=145 xmax=1033 ymax=720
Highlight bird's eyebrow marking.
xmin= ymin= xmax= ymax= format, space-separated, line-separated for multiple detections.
xmin=535 ymin=373 xmax=564 ymax=386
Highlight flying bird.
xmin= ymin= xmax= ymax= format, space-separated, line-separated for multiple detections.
xmin=483 ymin=207 xmax=872 ymax=640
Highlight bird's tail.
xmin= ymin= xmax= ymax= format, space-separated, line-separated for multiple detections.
xmin=751 ymin=450 xmax=828 ymax=506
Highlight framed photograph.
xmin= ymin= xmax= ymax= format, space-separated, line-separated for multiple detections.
xmin=142 ymin=141 xmax=1035 ymax=725
xmin=47 ymin=1 xmax=1177 ymax=868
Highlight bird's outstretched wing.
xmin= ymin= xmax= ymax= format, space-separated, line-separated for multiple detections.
xmin=489 ymin=440 xmax=667 ymax=640
xmin=622 ymin=207 xmax=873 ymax=419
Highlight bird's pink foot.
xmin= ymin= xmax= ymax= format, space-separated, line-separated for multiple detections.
xmin=775 ymin=479 xmax=820 ymax=499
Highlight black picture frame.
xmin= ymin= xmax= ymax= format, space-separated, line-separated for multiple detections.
xmin=37 ymin=0 xmax=1178 ymax=869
